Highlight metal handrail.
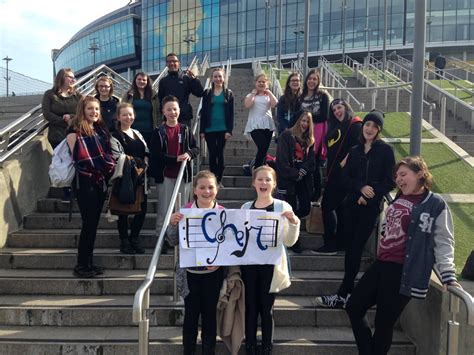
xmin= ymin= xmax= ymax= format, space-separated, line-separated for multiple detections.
xmin=431 ymin=269 xmax=474 ymax=355
xmin=449 ymin=56 xmax=474 ymax=73
xmin=132 ymin=77 xmax=211 ymax=355
xmin=0 ymin=65 xmax=129 ymax=166
xmin=318 ymin=57 xmax=365 ymax=111
xmin=387 ymin=60 xmax=474 ymax=112
xmin=151 ymin=67 xmax=168 ymax=93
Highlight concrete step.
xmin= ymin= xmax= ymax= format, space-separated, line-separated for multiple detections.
xmin=0 ymin=295 xmax=374 ymax=327
xmin=0 ymin=269 xmax=362 ymax=296
xmin=0 ymin=247 xmax=372 ymax=272
xmin=0 ymin=325 xmax=415 ymax=354
xmin=7 ymin=230 xmax=325 ymax=250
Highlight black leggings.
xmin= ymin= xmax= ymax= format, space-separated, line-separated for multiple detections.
xmin=183 ymin=269 xmax=223 ymax=354
xmin=321 ymin=179 xmax=347 ymax=250
xmin=346 ymin=261 xmax=411 ymax=355
xmin=338 ymin=202 xmax=380 ymax=297
xmin=250 ymin=129 xmax=273 ymax=168
xmin=241 ymin=264 xmax=276 ymax=347
xmin=75 ymin=175 xmax=106 ymax=267
xmin=117 ymin=194 xmax=148 ymax=238
xmin=205 ymin=131 xmax=227 ymax=182
xmin=285 ymin=178 xmax=312 ymax=219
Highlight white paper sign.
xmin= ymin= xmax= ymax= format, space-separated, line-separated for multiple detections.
xmin=178 ymin=208 xmax=284 ymax=267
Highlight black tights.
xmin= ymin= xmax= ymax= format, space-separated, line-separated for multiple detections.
xmin=204 ymin=131 xmax=227 ymax=182
xmin=250 ymin=129 xmax=273 ymax=168
xmin=241 ymin=264 xmax=276 ymax=348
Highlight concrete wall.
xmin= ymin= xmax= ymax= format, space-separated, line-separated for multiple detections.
xmin=0 ymin=135 xmax=51 ymax=246
xmin=400 ymin=275 xmax=474 ymax=355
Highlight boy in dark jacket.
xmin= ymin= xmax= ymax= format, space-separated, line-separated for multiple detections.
xmin=149 ymin=95 xmax=199 ymax=237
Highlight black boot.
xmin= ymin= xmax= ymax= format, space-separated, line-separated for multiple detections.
xmin=201 ymin=343 xmax=215 ymax=355
xmin=262 ymin=344 xmax=273 ymax=355
xmin=130 ymin=235 xmax=145 ymax=254
xmin=290 ymin=240 xmax=303 ymax=253
xmin=245 ymin=344 xmax=257 ymax=355
xmin=119 ymin=233 xmax=135 ymax=254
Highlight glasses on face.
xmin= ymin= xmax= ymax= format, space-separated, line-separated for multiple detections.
xmin=167 ymin=60 xmax=179 ymax=63
xmin=290 ymin=79 xmax=300 ymax=82
xmin=65 ymin=75 xmax=76 ymax=80
xmin=98 ymin=85 xmax=111 ymax=89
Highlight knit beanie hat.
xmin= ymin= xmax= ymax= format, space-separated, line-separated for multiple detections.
xmin=363 ymin=110 xmax=384 ymax=129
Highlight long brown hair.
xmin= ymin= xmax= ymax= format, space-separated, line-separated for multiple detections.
xmin=52 ymin=68 xmax=76 ymax=95
xmin=289 ymin=111 xmax=315 ymax=147
xmin=130 ymin=72 xmax=153 ymax=101
xmin=282 ymin=72 xmax=302 ymax=111
xmin=302 ymin=69 xmax=321 ymax=98
xmin=394 ymin=156 xmax=433 ymax=192
xmin=70 ymin=96 xmax=107 ymax=136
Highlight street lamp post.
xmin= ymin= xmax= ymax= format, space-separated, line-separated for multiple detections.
xmin=265 ymin=0 xmax=271 ymax=64
xmin=382 ymin=0 xmax=388 ymax=72
xmin=277 ymin=0 xmax=283 ymax=69
xmin=2 ymin=56 xmax=12 ymax=97
xmin=183 ymin=34 xmax=195 ymax=66
xmin=341 ymin=0 xmax=347 ymax=65
xmin=303 ymin=0 xmax=310 ymax=78
xmin=88 ymin=39 xmax=100 ymax=69
xmin=293 ymin=28 xmax=304 ymax=62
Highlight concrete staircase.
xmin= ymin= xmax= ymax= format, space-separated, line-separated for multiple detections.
xmin=0 ymin=68 xmax=416 ymax=354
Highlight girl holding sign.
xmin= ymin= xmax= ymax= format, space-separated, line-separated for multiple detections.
xmin=241 ymin=166 xmax=300 ymax=355
xmin=167 ymin=170 xmax=224 ymax=355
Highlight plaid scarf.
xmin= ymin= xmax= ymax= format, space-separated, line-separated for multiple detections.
xmin=74 ymin=126 xmax=115 ymax=184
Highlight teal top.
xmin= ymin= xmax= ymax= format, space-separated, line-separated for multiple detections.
xmin=206 ymin=92 xmax=227 ymax=133
xmin=132 ymin=99 xmax=153 ymax=134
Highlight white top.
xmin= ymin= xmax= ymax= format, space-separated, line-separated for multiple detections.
xmin=244 ymin=94 xmax=275 ymax=138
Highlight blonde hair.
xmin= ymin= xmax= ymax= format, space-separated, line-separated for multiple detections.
xmin=193 ymin=170 xmax=218 ymax=201
xmin=255 ymin=73 xmax=268 ymax=82
xmin=290 ymin=111 xmax=315 ymax=147
xmin=252 ymin=166 xmax=277 ymax=190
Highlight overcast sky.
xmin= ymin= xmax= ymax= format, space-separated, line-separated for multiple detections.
xmin=0 ymin=0 xmax=128 ymax=83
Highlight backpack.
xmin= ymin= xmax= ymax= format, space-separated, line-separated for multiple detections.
xmin=49 ymin=138 xmax=75 ymax=188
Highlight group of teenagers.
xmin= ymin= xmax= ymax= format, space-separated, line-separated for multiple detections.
xmin=41 ymin=52 xmax=461 ymax=355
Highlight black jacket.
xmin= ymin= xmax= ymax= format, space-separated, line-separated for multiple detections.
xmin=199 ymin=88 xmax=234 ymax=134
xmin=149 ymin=123 xmax=199 ymax=183
xmin=342 ymin=139 xmax=396 ymax=208
xmin=325 ymin=115 xmax=362 ymax=182
xmin=158 ymin=70 xmax=204 ymax=123
xmin=275 ymin=129 xmax=315 ymax=195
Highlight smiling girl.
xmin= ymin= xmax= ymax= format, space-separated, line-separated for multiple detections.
xmin=244 ymin=74 xmax=278 ymax=169
xmin=66 ymin=96 xmax=115 ymax=278
xmin=167 ymin=170 xmax=224 ymax=355
xmin=316 ymin=110 xmax=395 ymax=308
xmin=275 ymin=111 xmax=315 ymax=253
xmin=345 ymin=156 xmax=460 ymax=355
xmin=112 ymin=103 xmax=149 ymax=254
xmin=241 ymin=166 xmax=300 ymax=354
xmin=200 ymin=67 xmax=235 ymax=186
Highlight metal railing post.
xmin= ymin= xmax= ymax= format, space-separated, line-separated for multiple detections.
xmin=428 ymin=104 xmax=433 ymax=125
xmin=440 ymin=96 xmax=447 ymax=134
xmin=173 ymin=192 xmax=182 ymax=303
xmin=395 ymin=87 xmax=400 ymax=112
xmin=371 ymin=90 xmax=377 ymax=109
xmin=447 ymin=294 xmax=460 ymax=355
xmin=138 ymin=288 xmax=150 ymax=355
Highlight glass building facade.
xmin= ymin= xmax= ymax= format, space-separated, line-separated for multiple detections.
xmin=56 ymin=0 xmax=474 ymax=76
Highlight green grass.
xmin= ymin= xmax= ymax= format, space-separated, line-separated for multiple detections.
xmin=391 ymin=143 xmax=474 ymax=194
xmin=448 ymin=203 xmax=474 ymax=275
xmin=362 ymin=69 xmax=401 ymax=85
xmin=429 ymin=79 xmax=473 ymax=102
xmin=329 ymin=63 xmax=354 ymax=78
xmin=355 ymin=112 xmax=434 ymax=139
